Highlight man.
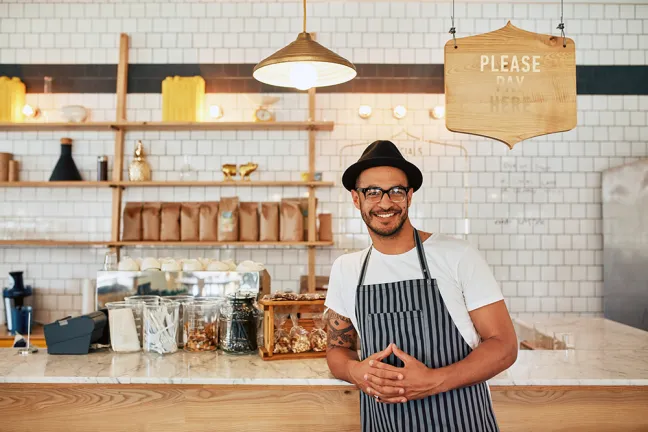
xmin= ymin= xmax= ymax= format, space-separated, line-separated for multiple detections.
xmin=325 ymin=140 xmax=518 ymax=431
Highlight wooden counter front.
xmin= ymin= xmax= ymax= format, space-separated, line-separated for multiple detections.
xmin=0 ymin=384 xmax=646 ymax=432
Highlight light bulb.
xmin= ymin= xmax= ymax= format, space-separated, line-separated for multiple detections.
xmin=289 ymin=63 xmax=318 ymax=91
xmin=22 ymin=104 xmax=39 ymax=118
xmin=393 ymin=105 xmax=407 ymax=119
xmin=358 ymin=105 xmax=372 ymax=119
xmin=431 ymin=105 xmax=446 ymax=119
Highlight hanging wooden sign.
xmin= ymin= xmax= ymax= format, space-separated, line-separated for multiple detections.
xmin=444 ymin=22 xmax=576 ymax=148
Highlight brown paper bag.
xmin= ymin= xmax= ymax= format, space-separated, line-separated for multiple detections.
xmin=218 ymin=197 xmax=239 ymax=241
xmin=142 ymin=202 xmax=161 ymax=241
xmin=239 ymin=202 xmax=259 ymax=241
xmin=199 ymin=202 xmax=219 ymax=241
xmin=284 ymin=197 xmax=317 ymax=240
xmin=160 ymin=202 xmax=181 ymax=241
xmin=0 ymin=153 xmax=13 ymax=182
xmin=318 ymin=213 xmax=332 ymax=242
xmin=122 ymin=202 xmax=142 ymax=241
xmin=181 ymin=202 xmax=200 ymax=241
xmin=280 ymin=200 xmax=303 ymax=242
xmin=259 ymin=202 xmax=279 ymax=242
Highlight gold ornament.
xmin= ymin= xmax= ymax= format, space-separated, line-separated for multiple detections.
xmin=239 ymin=162 xmax=258 ymax=181
xmin=128 ymin=140 xmax=152 ymax=182
xmin=222 ymin=164 xmax=237 ymax=181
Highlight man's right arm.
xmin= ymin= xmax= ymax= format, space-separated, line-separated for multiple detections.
xmin=326 ymin=309 xmax=359 ymax=383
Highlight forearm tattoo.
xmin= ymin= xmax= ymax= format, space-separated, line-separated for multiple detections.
xmin=327 ymin=310 xmax=357 ymax=350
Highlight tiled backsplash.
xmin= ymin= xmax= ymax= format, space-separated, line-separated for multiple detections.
xmin=1 ymin=1 xmax=648 ymax=325
xmin=1 ymin=1 xmax=647 ymax=65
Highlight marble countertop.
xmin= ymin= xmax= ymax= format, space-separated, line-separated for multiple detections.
xmin=0 ymin=318 xmax=646 ymax=386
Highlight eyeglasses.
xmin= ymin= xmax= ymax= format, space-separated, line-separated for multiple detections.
xmin=356 ymin=186 xmax=410 ymax=203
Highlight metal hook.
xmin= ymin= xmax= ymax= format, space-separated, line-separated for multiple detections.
xmin=556 ymin=22 xmax=566 ymax=48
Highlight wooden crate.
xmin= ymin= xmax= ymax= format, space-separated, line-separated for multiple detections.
xmin=258 ymin=299 xmax=327 ymax=361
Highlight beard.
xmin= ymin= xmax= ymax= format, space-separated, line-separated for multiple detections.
xmin=361 ymin=206 xmax=408 ymax=238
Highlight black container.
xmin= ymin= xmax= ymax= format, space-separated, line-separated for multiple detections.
xmin=3 ymin=271 xmax=33 ymax=333
xmin=97 ymin=156 xmax=108 ymax=181
xmin=44 ymin=311 xmax=108 ymax=355
xmin=50 ymin=138 xmax=82 ymax=181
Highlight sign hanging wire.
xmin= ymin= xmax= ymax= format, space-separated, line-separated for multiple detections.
xmin=449 ymin=0 xmax=457 ymax=48
xmin=557 ymin=0 xmax=566 ymax=47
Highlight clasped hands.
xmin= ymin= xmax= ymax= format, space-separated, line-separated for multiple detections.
xmin=349 ymin=343 xmax=446 ymax=404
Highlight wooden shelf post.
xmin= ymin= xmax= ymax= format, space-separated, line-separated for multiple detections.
xmin=110 ymin=33 xmax=129 ymax=260
xmin=307 ymin=87 xmax=317 ymax=293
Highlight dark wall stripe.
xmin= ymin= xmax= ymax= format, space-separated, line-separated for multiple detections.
xmin=576 ymin=66 xmax=648 ymax=95
xmin=0 ymin=64 xmax=646 ymax=95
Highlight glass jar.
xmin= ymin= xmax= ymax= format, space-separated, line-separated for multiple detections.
xmin=106 ymin=301 xmax=142 ymax=353
xmin=163 ymin=295 xmax=195 ymax=347
xmin=143 ymin=301 xmax=180 ymax=355
xmin=125 ymin=295 xmax=161 ymax=305
xmin=183 ymin=299 xmax=222 ymax=352
xmin=218 ymin=294 xmax=259 ymax=354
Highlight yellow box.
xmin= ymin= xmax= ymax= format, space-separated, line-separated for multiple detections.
xmin=0 ymin=77 xmax=26 ymax=122
xmin=161 ymin=76 xmax=205 ymax=122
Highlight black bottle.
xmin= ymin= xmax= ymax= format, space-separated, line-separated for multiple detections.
xmin=50 ymin=137 xmax=82 ymax=181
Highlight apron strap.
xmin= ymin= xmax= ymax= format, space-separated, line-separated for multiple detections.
xmin=357 ymin=247 xmax=372 ymax=286
xmin=414 ymin=229 xmax=432 ymax=281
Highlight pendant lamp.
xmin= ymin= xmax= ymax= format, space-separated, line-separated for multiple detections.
xmin=253 ymin=0 xmax=357 ymax=90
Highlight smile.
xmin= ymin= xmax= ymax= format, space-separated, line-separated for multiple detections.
xmin=375 ymin=213 xmax=396 ymax=218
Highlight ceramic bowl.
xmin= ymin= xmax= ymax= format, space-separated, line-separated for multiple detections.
xmin=61 ymin=105 xmax=88 ymax=123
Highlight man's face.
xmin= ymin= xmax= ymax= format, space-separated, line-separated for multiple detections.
xmin=352 ymin=166 xmax=413 ymax=237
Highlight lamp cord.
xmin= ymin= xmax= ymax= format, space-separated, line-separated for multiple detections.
xmin=557 ymin=0 xmax=566 ymax=47
xmin=449 ymin=0 xmax=457 ymax=49
xmin=303 ymin=0 xmax=307 ymax=33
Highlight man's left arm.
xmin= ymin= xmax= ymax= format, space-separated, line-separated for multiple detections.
xmin=428 ymin=299 xmax=518 ymax=394
xmin=432 ymin=242 xmax=518 ymax=394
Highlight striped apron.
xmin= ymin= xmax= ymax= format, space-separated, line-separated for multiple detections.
xmin=355 ymin=230 xmax=500 ymax=432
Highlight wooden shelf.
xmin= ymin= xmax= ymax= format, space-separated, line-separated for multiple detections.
xmin=111 ymin=180 xmax=334 ymax=187
xmin=0 ymin=181 xmax=334 ymax=188
xmin=0 ymin=34 xmax=332 ymax=294
xmin=259 ymin=299 xmax=325 ymax=307
xmin=259 ymin=347 xmax=327 ymax=361
xmin=113 ymin=241 xmax=334 ymax=247
xmin=0 ymin=122 xmax=116 ymax=131
xmin=0 ymin=240 xmax=333 ymax=248
xmin=0 ymin=181 xmax=111 ymax=188
xmin=0 ymin=240 xmax=109 ymax=247
xmin=0 ymin=121 xmax=334 ymax=132
xmin=113 ymin=121 xmax=334 ymax=131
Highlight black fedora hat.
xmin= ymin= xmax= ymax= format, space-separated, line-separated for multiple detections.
xmin=342 ymin=140 xmax=423 ymax=192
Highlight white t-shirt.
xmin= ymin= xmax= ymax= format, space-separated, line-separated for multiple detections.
xmin=324 ymin=233 xmax=504 ymax=349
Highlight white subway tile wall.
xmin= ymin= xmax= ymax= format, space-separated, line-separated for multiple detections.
xmin=1 ymin=1 xmax=647 ymax=324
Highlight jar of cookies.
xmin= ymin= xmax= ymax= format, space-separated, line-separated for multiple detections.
xmin=183 ymin=299 xmax=222 ymax=352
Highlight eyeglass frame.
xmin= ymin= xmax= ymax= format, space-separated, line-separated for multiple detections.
xmin=355 ymin=186 xmax=411 ymax=203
